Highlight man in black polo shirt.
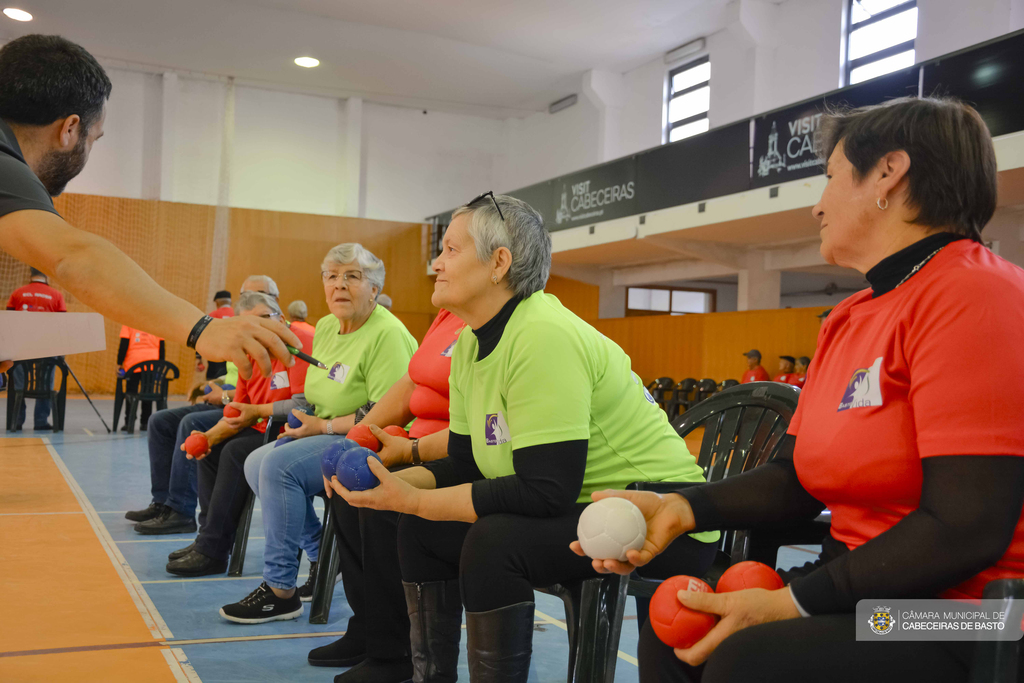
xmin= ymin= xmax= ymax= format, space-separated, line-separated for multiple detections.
xmin=0 ymin=35 xmax=298 ymax=380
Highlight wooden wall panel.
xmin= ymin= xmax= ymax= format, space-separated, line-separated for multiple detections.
xmin=545 ymin=274 xmax=600 ymax=321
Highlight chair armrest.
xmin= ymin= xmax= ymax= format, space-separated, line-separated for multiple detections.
xmin=627 ymin=481 xmax=703 ymax=494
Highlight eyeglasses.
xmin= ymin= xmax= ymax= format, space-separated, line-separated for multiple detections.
xmin=468 ymin=190 xmax=505 ymax=223
xmin=321 ymin=270 xmax=364 ymax=285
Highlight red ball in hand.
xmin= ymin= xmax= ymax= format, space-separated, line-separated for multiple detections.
xmin=223 ymin=406 xmax=241 ymax=419
xmin=348 ymin=424 xmax=380 ymax=452
xmin=716 ymin=561 xmax=784 ymax=593
xmin=383 ymin=425 xmax=409 ymax=440
xmin=650 ymin=575 xmax=718 ymax=649
xmin=183 ymin=433 xmax=209 ymax=457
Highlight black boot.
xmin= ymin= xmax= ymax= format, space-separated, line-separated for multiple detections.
xmin=404 ymin=580 xmax=462 ymax=683
xmin=466 ymin=602 xmax=534 ymax=683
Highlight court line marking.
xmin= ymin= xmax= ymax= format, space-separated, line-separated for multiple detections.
xmin=83 ymin=428 xmax=94 ymax=437
xmin=534 ymin=608 xmax=638 ymax=667
xmin=0 ymin=511 xmax=84 ymax=516
xmin=117 ymin=537 xmax=265 ymax=544
xmin=0 ymin=631 xmax=350 ymax=658
xmin=782 ymin=545 xmax=820 ymax=555
xmin=42 ymin=437 xmax=173 ymax=640
xmin=163 ymin=647 xmax=201 ymax=683
xmin=141 ymin=573 xmax=308 ymax=585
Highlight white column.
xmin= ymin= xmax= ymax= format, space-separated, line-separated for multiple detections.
xmin=598 ymin=271 xmax=626 ymax=319
xmin=343 ymin=97 xmax=366 ymax=218
xmin=582 ymin=70 xmax=625 ymax=163
xmin=158 ymin=72 xmax=178 ymax=202
xmin=737 ymin=252 xmax=781 ymax=311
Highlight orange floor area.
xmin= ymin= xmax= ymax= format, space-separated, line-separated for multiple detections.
xmin=0 ymin=438 xmax=181 ymax=682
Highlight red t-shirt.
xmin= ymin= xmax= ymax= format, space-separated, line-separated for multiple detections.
xmin=791 ymin=374 xmax=806 ymax=388
xmin=235 ymin=323 xmax=314 ymax=433
xmin=290 ymin=320 xmax=316 ymax=339
xmin=789 ymin=240 xmax=1024 ymax=600
xmin=7 ymin=281 xmax=66 ymax=312
xmin=741 ymin=366 xmax=770 ymax=383
xmin=209 ymin=305 xmax=234 ymax=319
xmin=774 ymin=372 xmax=799 ymax=383
xmin=407 ymin=309 xmax=467 ymax=439
xmin=119 ymin=326 xmax=162 ymax=372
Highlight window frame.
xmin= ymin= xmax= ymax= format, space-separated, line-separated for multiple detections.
xmin=625 ymin=285 xmax=717 ymax=317
xmin=665 ymin=55 xmax=710 ymax=144
xmin=844 ymin=0 xmax=917 ymax=85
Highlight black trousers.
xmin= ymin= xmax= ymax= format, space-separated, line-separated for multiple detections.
xmin=397 ymin=503 xmax=718 ymax=613
xmin=638 ymin=611 xmax=975 ymax=683
xmin=330 ymin=493 xmax=410 ymax=659
xmin=195 ymin=428 xmax=265 ymax=561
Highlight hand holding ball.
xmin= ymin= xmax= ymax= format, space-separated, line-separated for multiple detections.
xmin=319 ymin=439 xmax=358 ymax=478
xmin=203 ymin=385 xmax=212 ymax=395
xmin=650 ymin=576 xmax=718 ymax=649
xmin=287 ymin=407 xmax=312 ymax=430
xmin=716 ymin=562 xmax=784 ymax=593
xmin=347 ymin=424 xmax=380 ymax=452
xmin=576 ymin=497 xmax=646 ymax=562
xmin=117 ymin=368 xmax=126 ymax=379
xmin=382 ymin=425 xmax=409 ymax=440
xmin=183 ymin=433 xmax=209 ymax=457
xmin=336 ymin=447 xmax=383 ymax=491
xmin=223 ymin=406 xmax=241 ymax=419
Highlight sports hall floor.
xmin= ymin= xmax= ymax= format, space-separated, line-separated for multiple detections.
xmin=0 ymin=397 xmax=816 ymax=682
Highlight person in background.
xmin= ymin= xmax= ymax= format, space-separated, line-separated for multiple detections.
xmin=6 ymin=267 xmax=66 ymax=430
xmin=792 ymin=356 xmax=810 ymax=388
xmin=741 ymin=349 xmax=770 ymax=383
xmin=287 ymin=300 xmax=316 ymax=338
xmin=377 ymin=293 xmax=393 ymax=310
xmin=117 ymin=325 xmax=165 ymax=431
xmin=203 ymin=290 xmax=233 ymax=381
xmin=774 ymin=355 xmax=798 ymax=384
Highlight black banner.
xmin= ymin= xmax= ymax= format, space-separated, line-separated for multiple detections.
xmin=547 ymin=158 xmax=638 ymax=232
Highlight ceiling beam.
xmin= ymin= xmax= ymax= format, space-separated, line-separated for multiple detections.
xmin=612 ymin=259 xmax=737 ymax=287
xmin=641 ymin=235 xmax=747 ymax=269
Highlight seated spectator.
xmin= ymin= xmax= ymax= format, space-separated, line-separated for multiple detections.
xmin=585 ymin=97 xmax=1024 ymax=683
xmin=377 ymin=293 xmax=393 ymax=310
xmin=216 ymin=243 xmax=417 ymax=624
xmin=773 ymin=355 xmax=797 ymax=384
xmin=307 ymin=308 xmax=466 ymax=681
xmin=792 ymin=356 xmax=810 ymax=388
xmin=197 ymin=277 xmax=279 ymax=384
xmin=117 ymin=325 xmax=164 ymax=432
xmin=204 ymin=290 xmax=234 ymax=381
xmin=336 ymin=193 xmax=717 ymax=681
xmin=165 ymin=292 xmax=314 ymax=576
xmin=287 ymin=299 xmax=316 ymax=338
xmin=741 ymin=349 xmax=770 ymax=383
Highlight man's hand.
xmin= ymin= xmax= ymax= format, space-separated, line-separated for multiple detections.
xmin=569 ymin=489 xmax=695 ymax=575
xmin=181 ymin=430 xmax=212 ymax=461
xmin=194 ymin=316 xmax=300 ymax=380
xmin=223 ymin=402 xmax=261 ymax=430
xmin=368 ymin=424 xmax=412 ymax=467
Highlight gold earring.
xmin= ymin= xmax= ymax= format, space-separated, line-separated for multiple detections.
xmin=492 ymin=275 xmax=498 ymax=283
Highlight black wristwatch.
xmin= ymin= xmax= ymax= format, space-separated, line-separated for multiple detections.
xmin=410 ymin=438 xmax=421 ymax=464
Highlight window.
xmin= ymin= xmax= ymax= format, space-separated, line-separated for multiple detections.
xmin=845 ymin=0 xmax=918 ymax=85
xmin=626 ymin=286 xmax=716 ymax=316
xmin=666 ymin=57 xmax=710 ymax=143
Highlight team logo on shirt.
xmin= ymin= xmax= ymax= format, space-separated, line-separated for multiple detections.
xmin=270 ymin=371 xmax=289 ymax=390
xmin=484 ymin=411 xmax=511 ymax=446
xmin=837 ymin=357 xmax=884 ymax=411
xmin=328 ymin=363 xmax=350 ymax=384
xmin=440 ymin=341 xmax=457 ymax=358
xmin=868 ymin=606 xmax=895 ymax=635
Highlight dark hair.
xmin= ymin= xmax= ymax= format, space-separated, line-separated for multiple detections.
xmin=819 ymin=97 xmax=996 ymax=240
xmin=0 ymin=35 xmax=112 ymax=133
xmin=29 ymin=267 xmax=45 ymax=278
xmin=798 ymin=356 xmax=810 ymax=366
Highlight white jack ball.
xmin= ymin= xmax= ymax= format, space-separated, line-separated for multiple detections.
xmin=577 ymin=497 xmax=647 ymax=562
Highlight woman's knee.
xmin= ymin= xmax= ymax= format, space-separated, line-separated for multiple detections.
xmin=243 ymin=444 xmax=272 ymax=495
xmin=459 ymin=514 xmax=521 ymax=577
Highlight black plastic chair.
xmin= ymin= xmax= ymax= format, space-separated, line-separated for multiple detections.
xmin=308 ymin=492 xmax=341 ymax=624
xmin=695 ymin=378 xmax=718 ymax=404
xmin=666 ymin=378 xmax=697 ymax=419
xmin=113 ymin=360 xmax=179 ymax=434
xmin=5 ymin=358 xmax=69 ymax=432
xmin=541 ymin=383 xmax=802 ymax=683
xmin=228 ymin=416 xmax=284 ymax=577
xmin=719 ymin=378 xmax=739 ymax=391
xmin=646 ymin=377 xmax=675 ymax=413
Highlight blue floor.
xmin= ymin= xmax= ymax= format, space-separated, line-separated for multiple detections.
xmin=7 ymin=397 xmax=817 ymax=682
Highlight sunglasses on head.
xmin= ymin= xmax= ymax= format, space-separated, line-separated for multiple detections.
xmin=468 ymin=190 xmax=505 ymax=223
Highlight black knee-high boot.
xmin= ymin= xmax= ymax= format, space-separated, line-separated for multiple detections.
xmin=466 ymin=601 xmax=534 ymax=683
xmin=404 ymin=580 xmax=462 ymax=683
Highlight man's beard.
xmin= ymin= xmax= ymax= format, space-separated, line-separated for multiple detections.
xmin=35 ymin=131 xmax=88 ymax=197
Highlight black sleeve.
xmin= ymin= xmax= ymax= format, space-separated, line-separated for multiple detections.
xmin=790 ymin=455 xmax=1024 ymax=614
xmin=423 ymin=432 xmax=486 ymax=489
xmin=679 ymin=435 xmax=826 ymax=531
xmin=471 ymin=440 xmax=588 ymax=518
xmin=0 ymin=151 xmax=58 ymax=219
xmin=158 ymin=340 xmax=165 ymax=361
xmin=116 ymin=338 xmax=129 ymax=365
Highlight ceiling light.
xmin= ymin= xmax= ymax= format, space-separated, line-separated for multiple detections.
xmin=3 ymin=8 xmax=33 ymax=21
xmin=294 ymin=57 xmax=319 ymax=68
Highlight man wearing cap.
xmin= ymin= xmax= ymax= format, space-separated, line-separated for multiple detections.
xmin=741 ymin=350 xmax=770 ymax=383
xmin=774 ymin=356 xmax=799 ymax=383
xmin=792 ymin=356 xmax=810 ymax=388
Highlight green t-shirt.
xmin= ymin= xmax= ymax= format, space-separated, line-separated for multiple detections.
xmin=222 ymin=362 xmax=239 ymax=388
xmin=449 ymin=291 xmax=718 ymax=543
xmin=304 ymin=305 xmax=418 ymax=420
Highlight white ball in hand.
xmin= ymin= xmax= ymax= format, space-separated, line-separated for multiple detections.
xmin=577 ymin=497 xmax=647 ymax=562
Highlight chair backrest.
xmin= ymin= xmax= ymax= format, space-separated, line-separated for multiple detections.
xmin=720 ymin=379 xmax=739 ymax=390
xmin=8 ymin=358 xmax=66 ymax=396
xmin=124 ymin=360 xmax=180 ymax=398
xmin=646 ymin=376 xmax=675 ymax=408
xmin=672 ymin=382 xmax=800 ymax=483
xmin=695 ymin=378 xmax=718 ymax=403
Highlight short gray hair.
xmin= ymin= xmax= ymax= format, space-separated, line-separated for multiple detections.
xmin=236 ymin=291 xmax=282 ymax=317
xmin=287 ymin=300 xmax=308 ymax=320
xmin=322 ymin=243 xmax=385 ymax=294
xmin=453 ymin=194 xmax=550 ymax=298
xmin=242 ymin=275 xmax=279 ymax=299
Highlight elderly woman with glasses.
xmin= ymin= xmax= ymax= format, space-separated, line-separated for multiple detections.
xmin=164 ymin=291 xmax=314 ymax=576
xmin=335 ymin=194 xmax=717 ymax=683
xmin=217 ymin=243 xmax=417 ymax=624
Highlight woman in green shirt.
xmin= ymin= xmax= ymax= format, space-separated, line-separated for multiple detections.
xmin=217 ymin=243 xmax=417 ymax=625
xmin=336 ymin=195 xmax=716 ymax=682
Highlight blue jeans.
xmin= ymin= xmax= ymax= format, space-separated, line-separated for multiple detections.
xmin=11 ymin=363 xmax=53 ymax=429
xmin=244 ymin=436 xmax=330 ymax=589
xmin=147 ymin=404 xmax=222 ymax=521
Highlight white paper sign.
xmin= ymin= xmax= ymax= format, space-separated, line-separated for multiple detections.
xmin=0 ymin=311 xmax=107 ymax=360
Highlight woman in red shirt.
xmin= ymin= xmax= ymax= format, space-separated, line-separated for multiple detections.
xmin=581 ymin=98 xmax=1024 ymax=683
xmin=304 ymin=309 xmax=466 ymax=681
